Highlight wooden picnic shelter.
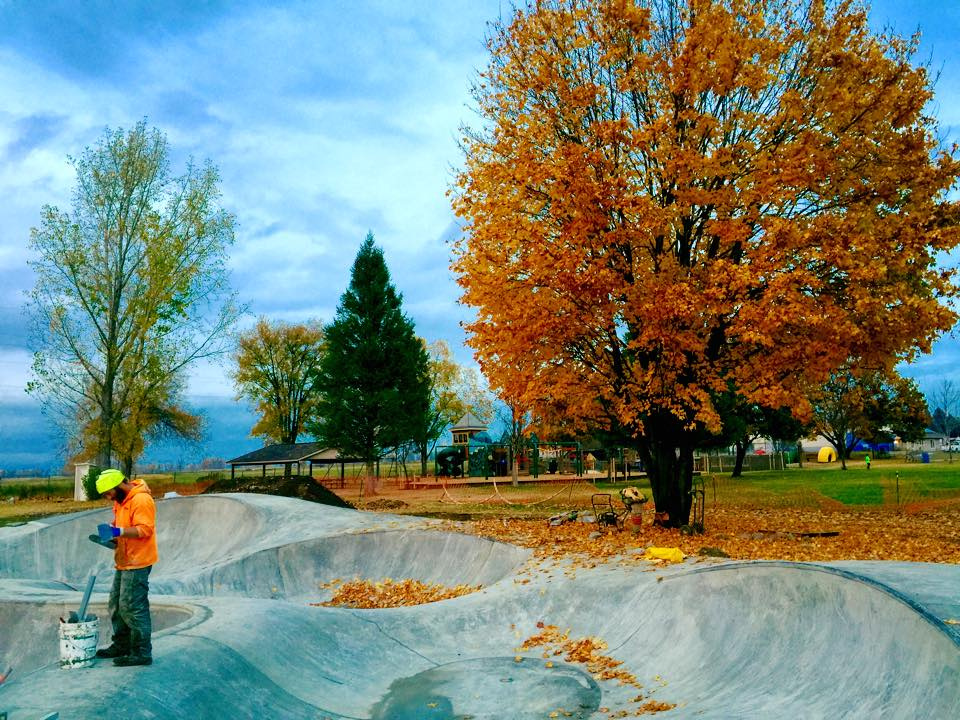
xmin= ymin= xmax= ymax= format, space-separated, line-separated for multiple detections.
xmin=226 ymin=442 xmax=360 ymax=482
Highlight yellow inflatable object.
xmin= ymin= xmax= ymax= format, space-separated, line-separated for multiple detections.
xmin=643 ymin=547 xmax=685 ymax=563
xmin=817 ymin=447 xmax=837 ymax=463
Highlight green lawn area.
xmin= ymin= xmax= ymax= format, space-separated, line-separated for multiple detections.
xmin=707 ymin=461 xmax=960 ymax=507
xmin=0 ymin=476 xmax=73 ymax=500
xmin=817 ymin=477 xmax=885 ymax=505
xmin=593 ymin=459 xmax=960 ymax=508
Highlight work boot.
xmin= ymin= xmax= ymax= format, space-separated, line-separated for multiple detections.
xmin=95 ymin=645 xmax=127 ymax=659
xmin=113 ymin=655 xmax=152 ymax=667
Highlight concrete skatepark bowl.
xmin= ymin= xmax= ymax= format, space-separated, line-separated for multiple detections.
xmin=0 ymin=493 xmax=958 ymax=719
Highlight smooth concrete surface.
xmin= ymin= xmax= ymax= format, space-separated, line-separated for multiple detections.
xmin=0 ymin=493 xmax=957 ymax=719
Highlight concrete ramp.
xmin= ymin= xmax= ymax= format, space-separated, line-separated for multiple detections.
xmin=0 ymin=600 xmax=197 ymax=677
xmin=0 ymin=494 xmax=529 ymax=597
xmin=609 ymin=563 xmax=960 ymax=718
xmin=1 ymin=494 xmax=957 ymax=719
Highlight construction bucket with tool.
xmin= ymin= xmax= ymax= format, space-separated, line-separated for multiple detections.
xmin=58 ymin=617 xmax=99 ymax=669
xmin=58 ymin=575 xmax=99 ymax=669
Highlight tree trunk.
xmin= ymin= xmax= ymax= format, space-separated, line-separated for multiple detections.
xmin=96 ymin=447 xmax=112 ymax=469
xmin=732 ymin=440 xmax=747 ymax=477
xmin=364 ymin=460 xmax=378 ymax=496
xmin=511 ymin=446 xmax=519 ymax=487
xmin=639 ymin=438 xmax=694 ymax=529
xmin=97 ymin=382 xmax=115 ymax=469
xmin=419 ymin=441 xmax=428 ymax=477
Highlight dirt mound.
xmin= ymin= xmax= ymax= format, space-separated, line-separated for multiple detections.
xmin=202 ymin=474 xmax=354 ymax=509
xmin=364 ymin=499 xmax=409 ymax=510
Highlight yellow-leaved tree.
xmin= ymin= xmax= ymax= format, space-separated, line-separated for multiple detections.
xmin=232 ymin=317 xmax=326 ymax=445
xmin=27 ymin=122 xmax=240 ymax=471
xmin=452 ymin=0 xmax=959 ymax=526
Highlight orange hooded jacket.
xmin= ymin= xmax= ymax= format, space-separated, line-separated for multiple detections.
xmin=112 ymin=480 xmax=158 ymax=570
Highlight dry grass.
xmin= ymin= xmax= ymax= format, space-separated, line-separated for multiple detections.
xmin=0 ymin=497 xmax=99 ymax=524
xmin=0 ymin=477 xmax=212 ymax=526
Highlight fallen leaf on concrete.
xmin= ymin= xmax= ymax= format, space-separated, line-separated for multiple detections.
xmin=311 ymin=578 xmax=482 ymax=608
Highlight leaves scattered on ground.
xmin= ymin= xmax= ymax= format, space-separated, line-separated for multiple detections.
xmin=312 ymin=577 xmax=482 ymax=608
xmin=518 ymin=622 xmax=676 ymax=716
xmin=450 ymin=505 xmax=960 ymax=566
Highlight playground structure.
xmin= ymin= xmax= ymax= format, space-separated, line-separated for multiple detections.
xmin=434 ymin=412 xmax=642 ymax=483
xmin=434 ymin=439 xmax=586 ymax=480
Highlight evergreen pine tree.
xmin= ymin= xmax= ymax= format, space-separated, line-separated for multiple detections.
xmin=309 ymin=233 xmax=430 ymax=494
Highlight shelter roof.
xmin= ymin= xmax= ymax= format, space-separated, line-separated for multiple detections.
xmin=227 ymin=442 xmax=340 ymax=466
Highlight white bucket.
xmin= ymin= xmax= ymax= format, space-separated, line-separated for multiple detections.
xmin=58 ymin=616 xmax=99 ymax=669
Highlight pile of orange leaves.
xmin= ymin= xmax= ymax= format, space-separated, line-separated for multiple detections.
xmin=520 ymin=622 xmax=676 ymax=716
xmin=453 ymin=505 xmax=960 ymax=567
xmin=313 ymin=578 xmax=482 ymax=609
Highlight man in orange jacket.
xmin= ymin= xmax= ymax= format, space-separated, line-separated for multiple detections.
xmin=93 ymin=469 xmax=158 ymax=667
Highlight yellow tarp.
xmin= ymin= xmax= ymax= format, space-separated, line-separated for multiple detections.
xmin=643 ymin=547 xmax=685 ymax=563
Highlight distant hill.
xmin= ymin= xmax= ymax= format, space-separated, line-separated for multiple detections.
xmin=0 ymin=397 xmax=263 ymax=474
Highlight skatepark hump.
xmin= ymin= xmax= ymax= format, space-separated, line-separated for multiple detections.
xmin=1 ymin=493 xmax=958 ymax=719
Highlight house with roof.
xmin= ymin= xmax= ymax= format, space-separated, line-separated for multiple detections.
xmin=895 ymin=429 xmax=948 ymax=451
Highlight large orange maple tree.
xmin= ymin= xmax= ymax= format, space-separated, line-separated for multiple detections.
xmin=451 ymin=0 xmax=960 ymax=527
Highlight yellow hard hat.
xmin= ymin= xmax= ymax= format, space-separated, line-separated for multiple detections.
xmin=96 ymin=469 xmax=125 ymax=494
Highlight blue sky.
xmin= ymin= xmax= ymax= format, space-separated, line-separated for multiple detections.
xmin=0 ymin=1 xmax=957 ymax=471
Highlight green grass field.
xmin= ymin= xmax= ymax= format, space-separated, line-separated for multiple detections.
xmin=591 ymin=459 xmax=960 ymax=509
xmin=0 ymin=476 xmax=73 ymax=500
xmin=702 ymin=461 xmax=960 ymax=508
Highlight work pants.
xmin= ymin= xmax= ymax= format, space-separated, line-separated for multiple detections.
xmin=108 ymin=566 xmax=152 ymax=658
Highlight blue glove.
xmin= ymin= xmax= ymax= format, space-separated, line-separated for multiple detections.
xmin=97 ymin=523 xmax=121 ymax=542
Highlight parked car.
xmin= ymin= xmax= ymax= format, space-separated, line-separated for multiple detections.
xmin=949 ymin=439 xmax=960 ymax=452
